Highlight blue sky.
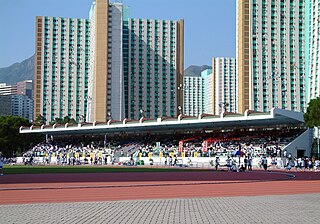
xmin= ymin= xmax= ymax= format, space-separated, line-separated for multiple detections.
xmin=0 ymin=0 xmax=236 ymax=68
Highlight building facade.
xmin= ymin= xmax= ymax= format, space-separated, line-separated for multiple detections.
xmin=0 ymin=95 xmax=12 ymax=116
xmin=213 ymin=57 xmax=237 ymax=114
xmin=87 ymin=1 xmax=126 ymax=122
xmin=11 ymin=95 xmax=34 ymax=122
xmin=0 ymin=83 xmax=17 ymax=95
xmin=17 ymin=80 xmax=33 ymax=99
xmin=34 ymin=16 xmax=90 ymax=124
xmin=0 ymin=82 xmax=34 ymax=121
xmin=183 ymin=75 xmax=205 ymax=116
xmin=203 ymin=70 xmax=214 ymax=115
xmin=306 ymin=0 xmax=320 ymax=102
xmin=87 ymin=0 xmax=184 ymax=121
xmin=237 ymin=0 xmax=306 ymax=113
xmin=126 ymin=18 xmax=184 ymax=119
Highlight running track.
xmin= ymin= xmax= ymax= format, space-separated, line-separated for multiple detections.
xmin=0 ymin=171 xmax=319 ymax=205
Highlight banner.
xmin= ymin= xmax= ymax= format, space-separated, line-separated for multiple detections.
xmin=179 ymin=141 xmax=183 ymax=152
xmin=202 ymin=140 xmax=208 ymax=152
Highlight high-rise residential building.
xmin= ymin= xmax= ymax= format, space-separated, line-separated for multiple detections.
xmin=203 ymin=69 xmax=214 ymax=115
xmin=87 ymin=0 xmax=184 ymax=121
xmin=17 ymin=80 xmax=33 ymax=99
xmin=0 ymin=83 xmax=17 ymax=95
xmin=87 ymin=1 xmax=126 ymax=122
xmin=306 ymin=0 xmax=320 ymax=101
xmin=12 ymin=95 xmax=34 ymax=122
xmin=183 ymin=75 xmax=205 ymax=117
xmin=237 ymin=0 xmax=306 ymax=113
xmin=34 ymin=0 xmax=183 ymax=123
xmin=126 ymin=18 xmax=184 ymax=119
xmin=34 ymin=16 xmax=90 ymax=124
xmin=213 ymin=57 xmax=237 ymax=114
xmin=183 ymin=69 xmax=218 ymax=116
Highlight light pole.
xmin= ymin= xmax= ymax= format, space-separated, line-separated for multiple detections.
xmin=107 ymin=112 xmax=112 ymax=120
xmin=177 ymin=83 xmax=183 ymax=117
xmin=178 ymin=106 xmax=182 ymax=115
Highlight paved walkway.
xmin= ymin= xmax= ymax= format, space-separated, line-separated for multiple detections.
xmin=1 ymin=194 xmax=319 ymax=223
xmin=1 ymin=171 xmax=320 ymax=223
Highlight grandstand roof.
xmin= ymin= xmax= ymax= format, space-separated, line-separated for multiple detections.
xmin=20 ymin=108 xmax=304 ymax=136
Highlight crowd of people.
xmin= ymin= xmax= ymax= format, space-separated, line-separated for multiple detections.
xmin=1 ymin=127 xmax=319 ymax=171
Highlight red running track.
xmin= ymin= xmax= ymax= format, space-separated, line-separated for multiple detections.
xmin=0 ymin=171 xmax=319 ymax=205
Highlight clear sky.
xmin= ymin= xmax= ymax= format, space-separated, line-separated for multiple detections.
xmin=0 ymin=0 xmax=236 ymax=68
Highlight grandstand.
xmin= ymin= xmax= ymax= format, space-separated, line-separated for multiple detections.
xmin=19 ymin=108 xmax=312 ymax=164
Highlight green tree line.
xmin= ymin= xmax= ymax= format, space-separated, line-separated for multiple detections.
xmin=0 ymin=116 xmax=43 ymax=158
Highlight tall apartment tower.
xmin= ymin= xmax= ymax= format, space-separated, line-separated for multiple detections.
xmin=213 ymin=57 xmax=237 ymax=115
xmin=203 ymin=69 xmax=214 ymax=115
xmin=306 ymin=0 xmax=320 ymax=102
xmin=237 ymin=0 xmax=306 ymax=113
xmin=126 ymin=19 xmax=184 ymax=119
xmin=34 ymin=16 xmax=90 ymax=124
xmin=88 ymin=0 xmax=184 ymax=121
xmin=87 ymin=0 xmax=126 ymax=122
xmin=183 ymin=75 xmax=205 ymax=117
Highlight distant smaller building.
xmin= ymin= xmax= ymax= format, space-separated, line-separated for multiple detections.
xmin=0 ymin=95 xmax=12 ymax=116
xmin=0 ymin=81 xmax=34 ymax=121
xmin=11 ymin=95 xmax=34 ymax=122
xmin=0 ymin=83 xmax=17 ymax=95
xmin=183 ymin=75 xmax=205 ymax=117
xmin=16 ymin=80 xmax=33 ymax=99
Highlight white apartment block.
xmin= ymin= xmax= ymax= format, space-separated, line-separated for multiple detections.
xmin=183 ymin=76 xmax=205 ymax=116
xmin=213 ymin=58 xmax=237 ymax=114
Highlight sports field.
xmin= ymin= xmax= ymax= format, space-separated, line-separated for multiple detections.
xmin=2 ymin=165 xmax=211 ymax=174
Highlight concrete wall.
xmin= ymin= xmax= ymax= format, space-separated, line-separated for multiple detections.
xmin=283 ymin=129 xmax=313 ymax=158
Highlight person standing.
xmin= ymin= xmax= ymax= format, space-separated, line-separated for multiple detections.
xmin=215 ymin=157 xmax=220 ymax=170
xmin=262 ymin=156 xmax=268 ymax=171
xmin=0 ymin=158 xmax=4 ymax=176
xmin=248 ymin=156 xmax=253 ymax=171
xmin=226 ymin=156 xmax=231 ymax=171
xmin=244 ymin=156 xmax=248 ymax=170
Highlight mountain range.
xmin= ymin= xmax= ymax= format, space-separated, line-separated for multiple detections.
xmin=0 ymin=55 xmax=211 ymax=84
xmin=0 ymin=55 xmax=34 ymax=85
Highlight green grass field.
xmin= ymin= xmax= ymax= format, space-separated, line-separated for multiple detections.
xmin=3 ymin=165 xmax=211 ymax=174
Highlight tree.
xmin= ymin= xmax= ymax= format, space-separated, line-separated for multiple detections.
xmin=304 ymin=97 xmax=320 ymax=127
xmin=62 ymin=116 xmax=77 ymax=125
xmin=34 ymin=114 xmax=46 ymax=126
xmin=304 ymin=97 xmax=320 ymax=158
xmin=49 ymin=116 xmax=77 ymax=125
xmin=0 ymin=116 xmax=43 ymax=157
